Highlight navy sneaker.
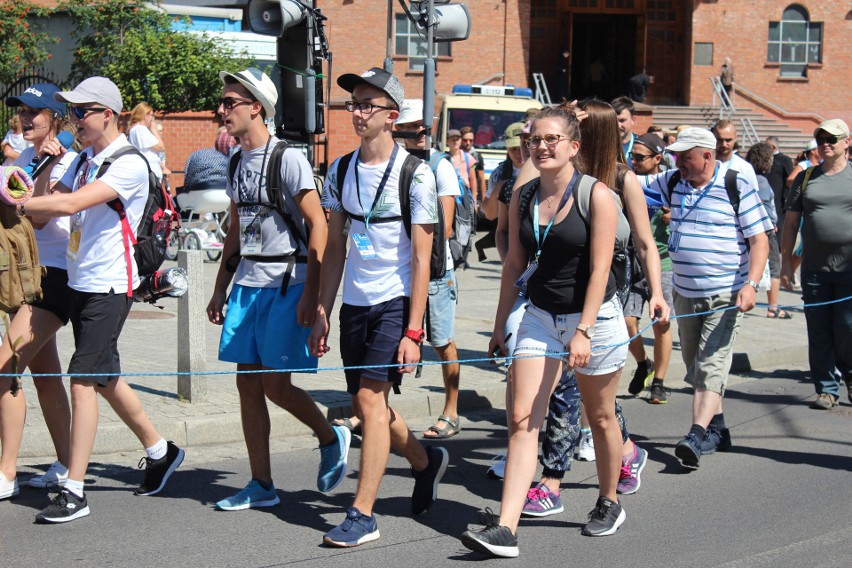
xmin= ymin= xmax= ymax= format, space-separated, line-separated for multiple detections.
xmin=675 ymin=433 xmax=701 ymax=469
xmin=461 ymin=508 xmax=519 ymax=558
xmin=700 ymin=427 xmax=732 ymax=455
xmin=317 ymin=425 xmax=351 ymax=493
xmin=411 ymin=445 xmax=448 ymax=515
xmin=323 ymin=507 xmax=380 ymax=547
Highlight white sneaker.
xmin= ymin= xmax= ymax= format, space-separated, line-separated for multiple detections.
xmin=575 ymin=429 xmax=596 ymax=462
xmin=486 ymin=452 xmax=507 ymax=479
xmin=0 ymin=471 xmax=20 ymax=500
xmin=28 ymin=461 xmax=69 ymax=489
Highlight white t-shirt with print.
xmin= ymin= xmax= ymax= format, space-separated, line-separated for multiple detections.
xmin=58 ymin=135 xmax=148 ymax=293
xmin=129 ymin=124 xmax=164 ymax=181
xmin=323 ymin=147 xmax=438 ymax=306
xmin=225 ymin=138 xmax=316 ymax=289
xmin=431 ymin=150 xmax=462 ymax=273
xmin=14 ymin=147 xmax=77 ymax=270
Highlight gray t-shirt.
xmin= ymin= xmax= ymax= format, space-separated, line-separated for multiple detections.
xmin=226 ymin=138 xmax=316 ymax=288
xmin=787 ymin=163 xmax=852 ymax=272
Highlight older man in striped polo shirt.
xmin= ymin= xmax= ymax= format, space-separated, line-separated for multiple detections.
xmin=639 ymin=127 xmax=771 ymax=470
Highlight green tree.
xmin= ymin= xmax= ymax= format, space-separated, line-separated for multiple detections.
xmin=0 ymin=1 xmax=56 ymax=86
xmin=59 ymin=0 xmax=252 ymax=112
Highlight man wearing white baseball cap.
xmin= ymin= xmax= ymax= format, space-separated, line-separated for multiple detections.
xmin=206 ymin=67 xmax=350 ymax=512
xmin=638 ymin=127 xmax=770 ymax=470
xmin=20 ymin=76 xmax=185 ymax=523
xmin=781 ymin=118 xmax=852 ymax=409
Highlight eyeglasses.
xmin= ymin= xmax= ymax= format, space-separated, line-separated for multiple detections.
xmin=815 ymin=134 xmax=843 ymax=145
xmin=217 ymin=97 xmax=255 ymax=112
xmin=15 ymin=107 xmax=40 ymax=117
xmin=526 ymin=134 xmax=569 ymax=149
xmin=70 ymin=106 xmax=109 ymax=120
xmin=344 ymin=100 xmax=395 ymax=114
xmin=629 ymin=152 xmax=655 ymax=162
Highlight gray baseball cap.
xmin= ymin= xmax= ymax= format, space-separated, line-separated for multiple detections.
xmin=337 ymin=67 xmax=404 ymax=109
xmin=54 ymin=77 xmax=123 ymax=114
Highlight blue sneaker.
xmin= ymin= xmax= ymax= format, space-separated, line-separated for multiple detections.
xmin=215 ymin=480 xmax=280 ymax=511
xmin=323 ymin=507 xmax=380 ymax=547
xmin=675 ymin=433 xmax=701 ymax=470
xmin=701 ymin=427 xmax=732 ymax=455
xmin=317 ymin=425 xmax=351 ymax=493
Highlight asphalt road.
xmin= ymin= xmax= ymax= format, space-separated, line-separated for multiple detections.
xmin=3 ymin=368 xmax=851 ymax=568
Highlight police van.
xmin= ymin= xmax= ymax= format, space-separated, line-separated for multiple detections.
xmin=435 ymin=84 xmax=542 ymax=180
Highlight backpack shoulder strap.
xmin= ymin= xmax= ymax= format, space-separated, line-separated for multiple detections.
xmin=228 ymin=149 xmax=241 ymax=185
xmin=397 ymin=153 xmax=423 ymax=239
xmin=516 ymin=178 xmax=540 ymax=222
xmin=801 ymin=165 xmax=817 ymax=193
xmin=263 ymin=140 xmax=308 ymax=250
xmin=572 ymin=174 xmax=597 ymax=226
xmin=335 ymin=151 xmax=356 ymax=196
xmin=723 ymin=167 xmax=740 ymax=216
xmin=429 ymin=152 xmax=449 ymax=172
xmin=665 ymin=169 xmax=681 ymax=202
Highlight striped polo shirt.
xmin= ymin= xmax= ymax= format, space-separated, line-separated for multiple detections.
xmin=639 ymin=162 xmax=772 ymax=298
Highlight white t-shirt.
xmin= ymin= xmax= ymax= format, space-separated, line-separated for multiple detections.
xmin=58 ymin=135 xmax=148 ymax=293
xmin=430 ymin=150 xmax=462 ymax=273
xmin=225 ymin=138 xmax=316 ymax=289
xmin=2 ymin=131 xmax=32 ymax=165
xmin=14 ymin=147 xmax=77 ymax=270
xmin=128 ymin=124 xmax=164 ymax=181
xmin=323 ymin=146 xmax=438 ymax=306
xmin=639 ymin=162 xmax=772 ymax=298
xmin=720 ymin=153 xmax=759 ymax=195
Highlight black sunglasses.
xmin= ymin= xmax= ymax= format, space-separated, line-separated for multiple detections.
xmin=815 ymin=134 xmax=843 ymax=145
xmin=217 ymin=97 xmax=255 ymax=112
xmin=70 ymin=106 xmax=108 ymax=120
xmin=629 ymin=152 xmax=655 ymax=162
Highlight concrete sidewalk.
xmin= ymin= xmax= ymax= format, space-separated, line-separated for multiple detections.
xmin=14 ymin=256 xmax=812 ymax=458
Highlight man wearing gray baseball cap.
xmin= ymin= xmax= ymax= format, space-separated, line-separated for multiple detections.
xmin=637 ymin=127 xmax=771 ymax=470
xmin=20 ymin=76 xmax=185 ymax=523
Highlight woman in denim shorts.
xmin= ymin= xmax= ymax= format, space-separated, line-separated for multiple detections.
xmin=461 ymin=107 xmax=629 ymax=558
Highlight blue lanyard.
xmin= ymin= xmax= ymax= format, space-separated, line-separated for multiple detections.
xmin=532 ymin=170 xmax=579 ymax=260
xmin=355 ymin=144 xmax=399 ymax=231
xmin=624 ymin=135 xmax=634 ymax=162
xmin=678 ymin=164 xmax=720 ymax=221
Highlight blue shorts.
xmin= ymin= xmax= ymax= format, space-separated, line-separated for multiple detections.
xmin=219 ymin=283 xmax=317 ymax=372
xmin=426 ymin=269 xmax=457 ymax=347
xmin=339 ymin=296 xmax=409 ymax=395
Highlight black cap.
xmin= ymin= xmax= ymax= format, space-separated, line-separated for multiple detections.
xmin=337 ymin=67 xmax=404 ymax=109
xmin=635 ymin=133 xmax=666 ymax=155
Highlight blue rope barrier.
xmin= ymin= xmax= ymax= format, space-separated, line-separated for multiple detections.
xmin=1 ymin=295 xmax=849 ymax=379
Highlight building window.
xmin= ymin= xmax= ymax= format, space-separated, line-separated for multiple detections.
xmin=694 ymin=42 xmax=713 ymax=66
xmin=395 ymin=13 xmax=450 ymax=72
xmin=767 ymin=4 xmax=822 ymax=78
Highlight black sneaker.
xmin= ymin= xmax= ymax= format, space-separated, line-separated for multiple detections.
xmin=411 ymin=445 xmax=448 ymax=515
xmin=675 ymin=433 xmax=701 ymax=469
xmin=648 ymin=381 xmax=668 ymax=404
xmin=701 ymin=427 xmax=732 ymax=454
xmin=461 ymin=508 xmax=519 ymax=558
xmin=35 ymin=489 xmax=90 ymax=523
xmin=582 ymin=496 xmax=626 ymax=537
xmin=628 ymin=359 xmax=654 ymax=395
xmin=135 ymin=441 xmax=185 ymax=496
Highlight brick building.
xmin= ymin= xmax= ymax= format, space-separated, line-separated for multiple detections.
xmin=14 ymin=0 xmax=852 ymax=179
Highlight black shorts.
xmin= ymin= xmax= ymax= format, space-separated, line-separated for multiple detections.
xmin=67 ymin=289 xmax=133 ymax=387
xmin=767 ymin=229 xmax=781 ymax=279
xmin=30 ymin=267 xmax=72 ymax=325
xmin=339 ymin=296 xmax=410 ymax=395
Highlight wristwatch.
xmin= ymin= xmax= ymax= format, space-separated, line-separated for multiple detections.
xmin=745 ymin=279 xmax=760 ymax=292
xmin=403 ymin=328 xmax=425 ymax=344
xmin=576 ymin=323 xmax=596 ymax=340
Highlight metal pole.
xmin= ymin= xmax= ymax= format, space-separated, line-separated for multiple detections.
xmin=384 ymin=0 xmax=394 ymax=73
xmin=423 ymin=0 xmax=435 ymax=149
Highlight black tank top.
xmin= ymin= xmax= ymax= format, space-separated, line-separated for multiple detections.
xmin=519 ymin=190 xmax=616 ymax=314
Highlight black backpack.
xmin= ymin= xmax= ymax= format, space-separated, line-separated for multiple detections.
xmin=336 ymin=150 xmax=447 ymax=280
xmin=429 ymin=152 xmax=476 ymax=270
xmin=665 ymin=167 xmax=744 ymax=247
xmin=77 ymin=146 xmax=178 ymax=296
xmin=228 ymin=140 xmax=312 ymax=293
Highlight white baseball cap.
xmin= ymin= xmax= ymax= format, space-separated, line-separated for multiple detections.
xmin=219 ymin=68 xmax=278 ymax=118
xmin=396 ymin=99 xmax=424 ymax=125
xmin=666 ymin=127 xmax=718 ymax=152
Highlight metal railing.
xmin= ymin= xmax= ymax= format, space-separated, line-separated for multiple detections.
xmin=533 ymin=73 xmax=552 ymax=106
xmin=709 ymin=77 xmax=759 ymax=147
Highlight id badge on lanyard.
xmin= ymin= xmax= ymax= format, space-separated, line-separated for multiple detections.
xmin=240 ymin=213 xmax=263 ymax=255
xmin=351 ymin=232 xmax=378 ymax=259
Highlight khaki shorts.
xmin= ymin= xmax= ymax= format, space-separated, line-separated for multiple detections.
xmin=673 ymin=290 xmax=742 ymax=395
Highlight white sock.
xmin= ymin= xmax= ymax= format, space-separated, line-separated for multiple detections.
xmin=146 ymin=439 xmax=168 ymax=461
xmin=65 ymin=478 xmax=85 ymax=498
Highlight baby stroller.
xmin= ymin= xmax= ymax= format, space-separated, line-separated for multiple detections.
xmin=168 ymin=187 xmax=230 ymax=262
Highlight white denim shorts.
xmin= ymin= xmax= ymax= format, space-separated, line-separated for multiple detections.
xmin=514 ymin=297 xmax=629 ymax=376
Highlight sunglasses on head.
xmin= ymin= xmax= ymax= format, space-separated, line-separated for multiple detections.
xmin=70 ymin=106 xmax=108 ymax=120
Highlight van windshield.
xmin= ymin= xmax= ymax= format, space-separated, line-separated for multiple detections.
xmin=447 ymin=109 xmax=530 ymax=149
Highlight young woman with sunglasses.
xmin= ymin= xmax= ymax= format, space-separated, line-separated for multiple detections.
xmin=462 ymin=106 xmax=630 ymax=558
xmin=0 ymin=83 xmax=77 ymax=499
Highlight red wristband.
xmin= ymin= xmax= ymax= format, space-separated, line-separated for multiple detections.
xmin=403 ymin=328 xmax=425 ymax=344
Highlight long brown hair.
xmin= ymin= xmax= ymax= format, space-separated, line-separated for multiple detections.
xmin=574 ymin=99 xmax=621 ymax=189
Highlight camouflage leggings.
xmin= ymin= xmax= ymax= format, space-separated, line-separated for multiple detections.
xmin=540 ymin=368 xmax=629 ymax=478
